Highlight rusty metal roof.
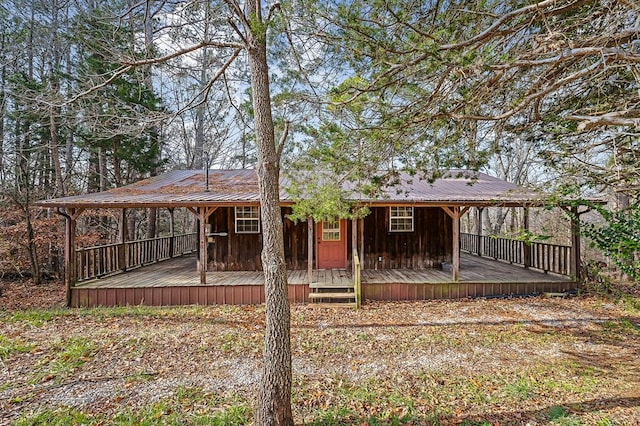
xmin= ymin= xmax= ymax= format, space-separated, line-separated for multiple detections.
xmin=36 ymin=169 xmax=553 ymax=209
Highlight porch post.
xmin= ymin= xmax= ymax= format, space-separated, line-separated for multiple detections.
xmin=452 ymin=206 xmax=460 ymax=281
xmin=477 ymin=206 xmax=484 ymax=256
xmin=197 ymin=206 xmax=218 ymax=284
xmin=358 ymin=218 xmax=364 ymax=266
xmin=199 ymin=208 xmax=208 ymax=284
xmin=307 ymin=216 xmax=313 ymax=284
xmin=569 ymin=206 xmax=581 ymax=280
xmin=118 ymin=208 xmax=127 ymax=272
xmin=168 ymin=208 xmax=175 ymax=257
xmin=351 ymin=217 xmax=357 ymax=274
xmin=65 ymin=210 xmax=76 ymax=307
xmin=57 ymin=207 xmax=83 ymax=307
xmin=523 ymin=207 xmax=531 ymax=269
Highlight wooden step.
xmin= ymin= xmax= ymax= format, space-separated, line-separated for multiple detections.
xmin=309 ymin=302 xmax=357 ymax=309
xmin=309 ymin=282 xmax=354 ymax=289
xmin=309 ymin=292 xmax=355 ymax=300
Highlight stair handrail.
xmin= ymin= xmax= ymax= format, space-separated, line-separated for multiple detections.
xmin=353 ymin=248 xmax=361 ymax=309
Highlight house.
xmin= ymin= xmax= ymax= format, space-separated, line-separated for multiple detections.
xmin=37 ymin=169 xmax=582 ymax=307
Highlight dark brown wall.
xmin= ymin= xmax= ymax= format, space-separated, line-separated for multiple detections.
xmin=206 ymin=205 xmax=452 ymax=271
xmin=206 ymin=207 xmax=308 ymax=271
xmin=361 ymin=207 xmax=452 ymax=269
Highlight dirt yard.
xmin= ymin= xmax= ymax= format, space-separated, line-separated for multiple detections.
xmin=1 ymin=279 xmax=639 ymax=425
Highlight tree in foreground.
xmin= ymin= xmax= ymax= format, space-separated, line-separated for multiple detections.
xmin=241 ymin=1 xmax=293 ymax=422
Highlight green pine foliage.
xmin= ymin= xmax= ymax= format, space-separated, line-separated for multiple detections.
xmin=582 ymin=204 xmax=640 ymax=280
xmin=72 ymin=8 xmax=167 ymax=188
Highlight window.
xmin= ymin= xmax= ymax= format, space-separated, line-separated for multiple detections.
xmin=389 ymin=206 xmax=414 ymax=232
xmin=235 ymin=206 xmax=260 ymax=233
xmin=322 ymin=220 xmax=340 ymax=241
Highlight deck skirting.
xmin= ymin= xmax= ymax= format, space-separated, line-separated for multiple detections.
xmin=361 ymin=280 xmax=577 ymax=302
xmin=71 ymin=284 xmax=311 ymax=307
xmin=70 ymin=280 xmax=576 ymax=307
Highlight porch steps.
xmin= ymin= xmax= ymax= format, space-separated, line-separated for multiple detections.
xmin=309 ymin=291 xmax=355 ymax=299
xmin=309 ymin=282 xmax=354 ymax=289
xmin=309 ymin=282 xmax=356 ymax=307
xmin=309 ymin=302 xmax=357 ymax=309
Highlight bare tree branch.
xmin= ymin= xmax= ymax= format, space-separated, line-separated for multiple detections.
xmin=449 ymin=60 xmax=604 ymax=121
xmin=172 ymin=48 xmax=243 ymax=116
xmin=65 ymin=65 xmax=133 ymax=105
xmin=266 ymin=2 xmax=281 ymax=24
xmin=439 ymin=0 xmax=589 ymax=50
xmin=276 ymin=120 xmax=290 ymax=168
xmin=121 ymin=40 xmax=243 ymax=67
xmin=490 ymin=45 xmax=640 ymax=69
xmin=222 ymin=0 xmax=252 ymax=36
xmin=567 ymin=113 xmax=640 ymax=130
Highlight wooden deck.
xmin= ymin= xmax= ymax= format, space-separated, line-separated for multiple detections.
xmin=363 ymin=254 xmax=568 ymax=284
xmin=74 ymin=258 xmax=354 ymax=288
xmin=70 ymin=254 xmax=574 ymax=307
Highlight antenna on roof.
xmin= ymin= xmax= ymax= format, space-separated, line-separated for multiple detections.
xmin=203 ymin=151 xmax=210 ymax=192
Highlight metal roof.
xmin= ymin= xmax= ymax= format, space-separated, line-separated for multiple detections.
xmin=36 ymin=169 xmax=554 ymax=209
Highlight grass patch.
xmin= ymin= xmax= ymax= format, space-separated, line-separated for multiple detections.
xmin=16 ymin=388 xmax=251 ymax=426
xmin=547 ymin=405 xmax=583 ymax=425
xmin=111 ymin=400 xmax=250 ymax=425
xmin=502 ymin=377 xmax=533 ymax=401
xmin=595 ymin=418 xmax=615 ymax=426
xmin=293 ymin=376 xmax=436 ymax=425
xmin=0 ymin=305 xmax=218 ymax=327
xmin=2 ymin=309 xmax=67 ymax=327
xmin=30 ymin=337 xmax=95 ymax=384
xmin=601 ymin=318 xmax=640 ymax=336
xmin=0 ymin=334 xmax=34 ymax=360
xmin=123 ymin=371 xmax=157 ymax=384
xmin=619 ymin=295 xmax=640 ymax=313
xmin=14 ymin=408 xmax=94 ymax=426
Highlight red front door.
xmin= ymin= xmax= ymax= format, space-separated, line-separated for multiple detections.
xmin=315 ymin=219 xmax=347 ymax=269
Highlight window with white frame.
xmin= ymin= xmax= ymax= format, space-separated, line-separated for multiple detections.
xmin=235 ymin=206 xmax=260 ymax=233
xmin=389 ymin=206 xmax=414 ymax=232
xmin=322 ymin=219 xmax=340 ymax=241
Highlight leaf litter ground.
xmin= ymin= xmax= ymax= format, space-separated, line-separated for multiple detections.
xmin=1 ymin=279 xmax=639 ymax=425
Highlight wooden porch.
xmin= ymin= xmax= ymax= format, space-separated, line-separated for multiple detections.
xmin=70 ymin=253 xmax=575 ymax=307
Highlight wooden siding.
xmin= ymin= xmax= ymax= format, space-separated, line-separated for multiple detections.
xmin=361 ymin=207 xmax=452 ymax=269
xmin=206 ymin=207 xmax=308 ymax=271
xmin=206 ymin=206 xmax=453 ymax=272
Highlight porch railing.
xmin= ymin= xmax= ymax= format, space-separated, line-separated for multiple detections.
xmin=353 ymin=249 xmax=362 ymax=309
xmin=75 ymin=232 xmax=198 ymax=282
xmin=460 ymin=233 xmax=571 ymax=276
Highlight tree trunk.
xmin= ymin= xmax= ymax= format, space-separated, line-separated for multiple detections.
xmin=193 ymin=58 xmax=206 ymax=169
xmin=246 ymin=2 xmax=293 ymax=423
xmin=49 ymin=105 xmax=65 ymax=196
xmin=0 ymin=31 xmax=5 ymax=175
xmin=144 ymin=0 xmax=158 ymax=240
xmin=87 ymin=150 xmax=100 ymax=193
xmin=127 ymin=210 xmax=136 ymax=242
xmin=48 ymin=0 xmax=65 ymax=197
xmin=98 ymin=147 xmax=108 ymax=191
xmin=24 ymin=206 xmax=41 ymax=285
xmin=146 ymin=208 xmax=157 ymax=239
